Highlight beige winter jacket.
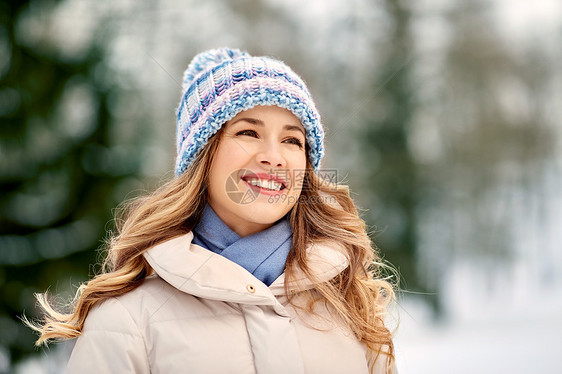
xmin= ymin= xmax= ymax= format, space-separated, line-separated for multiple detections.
xmin=66 ymin=232 xmax=395 ymax=373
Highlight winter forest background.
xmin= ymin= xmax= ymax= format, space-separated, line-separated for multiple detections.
xmin=1 ymin=0 xmax=561 ymax=373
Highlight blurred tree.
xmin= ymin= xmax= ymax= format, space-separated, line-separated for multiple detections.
xmin=408 ymin=0 xmax=558 ymax=314
xmin=0 ymin=0 xmax=147 ymax=369
xmin=356 ymin=0 xmax=422 ymax=299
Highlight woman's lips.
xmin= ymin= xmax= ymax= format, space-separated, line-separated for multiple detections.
xmin=240 ymin=171 xmax=289 ymax=189
xmin=241 ymin=178 xmax=287 ymax=196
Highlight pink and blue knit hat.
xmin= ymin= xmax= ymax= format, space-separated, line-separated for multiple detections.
xmin=175 ymin=48 xmax=325 ymax=176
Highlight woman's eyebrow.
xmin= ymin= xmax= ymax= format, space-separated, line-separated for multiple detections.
xmin=284 ymin=125 xmax=305 ymax=136
xmin=229 ymin=117 xmax=305 ymax=136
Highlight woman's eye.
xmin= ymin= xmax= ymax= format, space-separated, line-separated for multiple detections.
xmin=235 ymin=129 xmax=258 ymax=137
xmin=284 ymin=137 xmax=304 ymax=148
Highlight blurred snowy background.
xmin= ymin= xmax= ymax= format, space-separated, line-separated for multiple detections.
xmin=1 ymin=0 xmax=561 ymax=373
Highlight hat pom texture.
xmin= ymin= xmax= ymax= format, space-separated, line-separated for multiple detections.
xmin=175 ymin=48 xmax=324 ymax=176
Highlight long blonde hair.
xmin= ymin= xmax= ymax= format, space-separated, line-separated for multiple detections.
xmin=27 ymin=128 xmax=396 ymax=370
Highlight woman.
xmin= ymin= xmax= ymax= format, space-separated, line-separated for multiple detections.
xmin=28 ymin=48 xmax=397 ymax=373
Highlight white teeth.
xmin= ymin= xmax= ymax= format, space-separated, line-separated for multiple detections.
xmin=244 ymin=178 xmax=283 ymax=191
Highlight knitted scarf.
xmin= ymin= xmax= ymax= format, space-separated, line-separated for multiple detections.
xmin=191 ymin=204 xmax=293 ymax=286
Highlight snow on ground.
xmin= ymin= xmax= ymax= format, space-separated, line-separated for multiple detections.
xmin=394 ymin=295 xmax=562 ymax=374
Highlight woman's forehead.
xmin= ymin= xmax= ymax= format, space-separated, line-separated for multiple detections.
xmin=228 ymin=106 xmax=303 ymax=127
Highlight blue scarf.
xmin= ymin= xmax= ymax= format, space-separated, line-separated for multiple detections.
xmin=191 ymin=204 xmax=293 ymax=286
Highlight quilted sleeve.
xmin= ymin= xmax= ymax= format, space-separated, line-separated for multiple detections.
xmin=66 ymin=298 xmax=150 ymax=374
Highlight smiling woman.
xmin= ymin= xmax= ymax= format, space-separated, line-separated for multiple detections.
xmin=25 ymin=48 xmax=397 ymax=374
xmin=208 ymin=106 xmax=307 ymax=237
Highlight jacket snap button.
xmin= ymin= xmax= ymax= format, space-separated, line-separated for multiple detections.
xmin=246 ymin=284 xmax=256 ymax=293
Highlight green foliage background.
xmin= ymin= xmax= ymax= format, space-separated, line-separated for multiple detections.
xmin=0 ymin=0 xmax=148 ymax=368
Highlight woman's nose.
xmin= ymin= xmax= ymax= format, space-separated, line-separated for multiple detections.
xmin=257 ymin=142 xmax=286 ymax=168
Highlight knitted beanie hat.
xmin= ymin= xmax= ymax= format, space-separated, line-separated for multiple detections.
xmin=175 ymin=48 xmax=324 ymax=176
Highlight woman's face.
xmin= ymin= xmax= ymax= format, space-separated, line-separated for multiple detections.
xmin=207 ymin=105 xmax=307 ymax=237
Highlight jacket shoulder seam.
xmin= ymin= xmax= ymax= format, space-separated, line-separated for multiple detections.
xmin=112 ymin=296 xmax=151 ymax=370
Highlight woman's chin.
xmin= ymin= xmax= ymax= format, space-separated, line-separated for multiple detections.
xmin=239 ymin=204 xmax=290 ymax=225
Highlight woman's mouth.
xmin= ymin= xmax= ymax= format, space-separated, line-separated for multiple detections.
xmin=241 ymin=176 xmax=287 ymax=195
